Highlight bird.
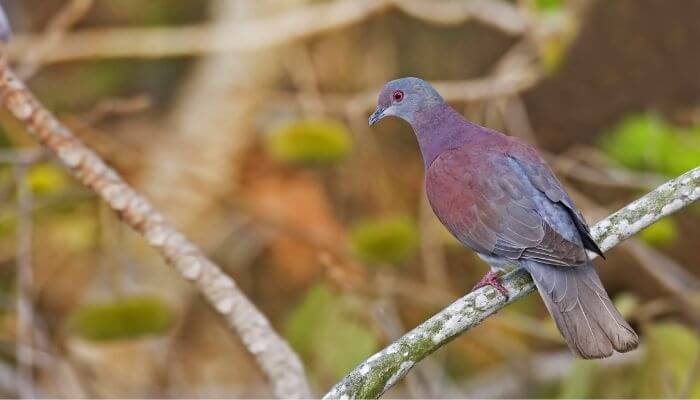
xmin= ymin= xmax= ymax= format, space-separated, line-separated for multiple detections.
xmin=369 ymin=77 xmax=638 ymax=359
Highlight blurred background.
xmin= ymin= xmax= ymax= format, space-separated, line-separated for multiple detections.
xmin=0 ymin=0 xmax=699 ymax=398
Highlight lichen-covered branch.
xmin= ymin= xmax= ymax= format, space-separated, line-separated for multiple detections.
xmin=325 ymin=166 xmax=700 ymax=399
xmin=0 ymin=57 xmax=311 ymax=399
xmin=6 ymin=0 xmax=526 ymax=64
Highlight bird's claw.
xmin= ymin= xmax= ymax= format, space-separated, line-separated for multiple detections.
xmin=472 ymin=271 xmax=509 ymax=299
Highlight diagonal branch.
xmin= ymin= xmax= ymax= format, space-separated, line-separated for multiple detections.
xmin=0 ymin=57 xmax=311 ymax=398
xmin=325 ymin=166 xmax=700 ymax=399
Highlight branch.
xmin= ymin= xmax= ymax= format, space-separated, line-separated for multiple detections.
xmin=15 ymin=0 xmax=93 ymax=78
xmin=325 ymin=166 xmax=700 ymax=399
xmin=0 ymin=57 xmax=311 ymax=398
xmin=259 ymin=67 xmax=540 ymax=116
xmin=6 ymin=0 xmax=526 ymax=64
xmin=338 ymin=69 xmax=539 ymax=113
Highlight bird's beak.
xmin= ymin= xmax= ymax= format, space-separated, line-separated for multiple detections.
xmin=368 ymin=106 xmax=386 ymax=126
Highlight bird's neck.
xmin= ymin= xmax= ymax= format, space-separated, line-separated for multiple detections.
xmin=412 ymin=103 xmax=488 ymax=169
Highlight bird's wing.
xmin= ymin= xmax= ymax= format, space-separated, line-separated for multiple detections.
xmin=427 ymin=148 xmax=588 ymax=267
xmin=506 ymin=148 xmax=604 ymax=257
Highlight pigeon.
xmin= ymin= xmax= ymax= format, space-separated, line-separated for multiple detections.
xmin=369 ymin=77 xmax=638 ymax=359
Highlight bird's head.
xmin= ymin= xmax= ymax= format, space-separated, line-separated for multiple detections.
xmin=369 ymin=77 xmax=444 ymax=127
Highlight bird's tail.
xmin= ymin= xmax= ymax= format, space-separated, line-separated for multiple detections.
xmin=522 ymin=259 xmax=638 ymax=359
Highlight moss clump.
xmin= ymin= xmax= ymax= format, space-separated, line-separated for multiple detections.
xmin=266 ymin=119 xmax=353 ymax=164
xmin=350 ymin=216 xmax=418 ymax=263
xmin=27 ymin=164 xmax=70 ymax=195
xmin=599 ymin=114 xmax=700 ymax=176
xmin=534 ymin=0 xmax=564 ymax=11
xmin=69 ymin=295 xmax=173 ymax=341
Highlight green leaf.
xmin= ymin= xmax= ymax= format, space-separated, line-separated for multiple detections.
xmin=285 ymin=284 xmax=334 ymax=356
xmin=599 ymin=114 xmax=667 ymax=171
xmin=599 ymin=113 xmax=700 ymax=176
xmin=316 ymin=313 xmax=378 ymax=380
xmin=266 ymin=119 xmax=353 ymax=164
xmin=285 ymin=284 xmax=378 ymax=380
xmin=638 ymin=217 xmax=678 ymax=247
xmin=350 ymin=216 xmax=419 ymax=263
xmin=69 ymin=295 xmax=174 ymax=341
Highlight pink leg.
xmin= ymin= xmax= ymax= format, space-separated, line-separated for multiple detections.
xmin=472 ymin=271 xmax=509 ymax=298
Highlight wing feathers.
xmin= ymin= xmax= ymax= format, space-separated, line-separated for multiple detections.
xmin=427 ymin=148 xmax=593 ymax=267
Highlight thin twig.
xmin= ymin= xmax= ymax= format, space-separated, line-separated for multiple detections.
xmin=6 ymin=0 xmax=527 ymax=65
xmin=231 ymin=66 xmax=538 ymax=115
xmin=0 ymin=360 xmax=44 ymax=398
xmin=28 ymin=313 xmax=90 ymax=397
xmin=622 ymin=240 xmax=700 ymax=322
xmin=0 ymin=148 xmax=44 ymax=164
xmin=81 ymin=94 xmax=152 ymax=125
xmin=282 ymin=43 xmax=326 ymax=115
xmin=550 ymin=151 xmax=666 ymax=191
xmin=14 ymin=164 xmax=33 ymax=399
xmin=325 ymin=166 xmax=700 ymax=399
xmin=0 ymin=56 xmax=311 ymax=398
xmin=16 ymin=0 xmax=93 ymax=78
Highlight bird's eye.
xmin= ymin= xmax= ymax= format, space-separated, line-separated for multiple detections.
xmin=393 ymin=90 xmax=404 ymax=103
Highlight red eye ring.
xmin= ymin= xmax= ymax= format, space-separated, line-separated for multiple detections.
xmin=392 ymin=90 xmax=404 ymax=102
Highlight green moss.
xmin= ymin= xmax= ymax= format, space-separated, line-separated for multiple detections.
xmin=69 ymin=295 xmax=173 ymax=341
xmin=266 ymin=119 xmax=353 ymax=164
xmin=350 ymin=216 xmax=419 ymax=263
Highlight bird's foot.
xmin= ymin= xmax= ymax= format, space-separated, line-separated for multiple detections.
xmin=472 ymin=271 xmax=509 ymax=299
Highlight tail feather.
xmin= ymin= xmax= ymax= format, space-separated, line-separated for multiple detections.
xmin=522 ymin=260 xmax=638 ymax=359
